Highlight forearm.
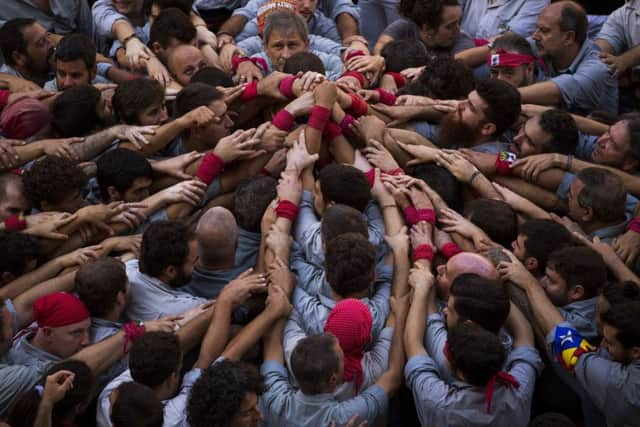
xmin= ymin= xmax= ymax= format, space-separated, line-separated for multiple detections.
xmin=471 ymin=174 xmax=501 ymax=199
xmin=11 ymin=140 xmax=47 ymax=167
xmin=195 ymin=303 xmax=231 ymax=368
xmin=336 ymin=12 xmax=359 ymax=39
xmin=218 ymin=15 xmax=247 ymax=37
xmin=391 ymin=248 xmax=410 ymax=297
xmin=112 ymin=19 xmax=136 ymax=42
xmin=262 ymin=318 xmax=286 ymax=363
xmin=518 ymin=81 xmax=563 ymax=106
xmin=178 ymin=306 xmax=214 ymax=354
xmin=505 ymin=302 xmax=534 ymax=348
xmin=119 ymin=120 xmax=185 ymax=156
xmin=373 ymin=35 xmax=393 ymax=56
xmin=0 ymin=258 xmax=63 ymax=300
xmin=604 ymin=254 xmax=640 ymax=284
xmin=34 ymin=400 xmax=53 ymax=427
xmin=74 ymin=127 xmax=119 ymax=160
xmin=494 ymin=176 xmax=566 ymax=211
xmin=521 ymin=279 xmax=565 ymax=336
xmin=619 ymin=44 xmax=640 ymax=69
xmin=404 ymin=290 xmax=428 ymax=358
xmin=13 ymin=271 xmax=76 ymax=329
xmin=454 ymin=46 xmax=490 ymax=68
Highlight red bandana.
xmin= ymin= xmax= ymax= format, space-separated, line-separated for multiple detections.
xmin=33 ymin=292 xmax=90 ymax=328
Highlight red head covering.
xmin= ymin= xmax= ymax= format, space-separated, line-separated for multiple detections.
xmin=33 ymin=292 xmax=90 ymax=328
xmin=487 ymin=48 xmax=543 ymax=69
xmin=257 ymin=0 xmax=297 ymax=35
xmin=0 ymin=96 xmax=50 ymax=139
xmin=324 ymin=298 xmax=372 ymax=392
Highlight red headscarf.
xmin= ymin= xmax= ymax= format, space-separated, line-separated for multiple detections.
xmin=324 ymin=298 xmax=372 ymax=392
xmin=0 ymin=96 xmax=49 ymax=139
xmin=33 ymin=292 xmax=90 ymax=328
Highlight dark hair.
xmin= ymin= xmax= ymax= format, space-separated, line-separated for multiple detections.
xmin=318 ymin=164 xmax=371 ymax=212
xmin=493 ymin=32 xmax=535 ymax=56
xmin=538 ymin=109 xmax=579 ymax=155
xmin=402 ymin=0 xmax=460 ymax=30
xmin=600 ymin=301 xmax=640 ymax=349
xmin=620 ymin=113 xmax=640 ymax=162
xmin=149 ymin=8 xmax=197 ymax=49
xmin=0 ymin=172 xmax=23 ymax=204
xmin=518 ymin=219 xmax=573 ymax=272
xmin=112 ymin=78 xmax=165 ymax=125
xmin=55 ymin=33 xmax=96 ymax=70
xmin=232 ymin=176 xmax=277 ymax=232
xmin=0 ymin=18 xmax=36 ymax=67
xmin=75 ymin=258 xmax=127 ymax=318
xmin=283 ymin=52 xmax=326 ymax=75
xmin=325 ymin=233 xmax=376 ymax=296
xmin=450 ymin=274 xmax=510 ymax=333
xmin=175 ymin=83 xmax=224 ymax=118
xmin=381 ymin=39 xmax=428 ymax=73
xmin=475 ymin=78 xmax=521 ymax=136
xmin=600 ymin=281 xmax=640 ymax=307
xmin=145 ymin=0 xmax=193 ymax=15
xmin=411 ymin=163 xmax=462 ymax=211
xmin=558 ymin=1 xmax=588 ymax=45
xmin=191 ymin=66 xmax=234 ymax=88
xmin=321 ymin=204 xmax=368 ymax=244
xmin=528 ymin=412 xmax=577 ymax=427
xmin=22 ymin=156 xmax=87 ymax=210
xmin=548 ymin=246 xmax=607 ymax=298
xmin=0 ymin=230 xmax=40 ymax=278
xmin=399 ymin=56 xmax=474 ymax=100
xmin=50 ymin=85 xmax=103 ymax=137
xmin=139 ymin=221 xmax=196 ymax=279
xmin=291 ymin=333 xmax=340 ymax=394
xmin=464 ymin=199 xmax=517 ymax=248
xmin=130 ymin=331 xmax=182 ymax=388
xmin=263 ymin=10 xmax=309 ymax=44
xmin=187 ymin=360 xmax=266 ymax=427
xmin=448 ymin=322 xmax=505 ymax=387
xmin=111 ymin=382 xmax=164 ymax=427
xmin=575 ymin=168 xmax=626 ymax=223
xmin=96 ymin=148 xmax=153 ymax=201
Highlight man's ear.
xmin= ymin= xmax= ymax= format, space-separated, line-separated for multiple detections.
xmin=524 ymin=257 xmax=539 ymax=272
xmin=107 ymin=186 xmax=122 ymax=202
xmin=163 ymin=265 xmax=177 ymax=281
xmin=568 ymin=284 xmax=585 ymax=302
xmin=622 ymin=157 xmax=639 ymax=173
xmin=151 ymin=42 xmax=163 ymax=56
xmin=11 ymin=51 xmax=27 ymax=68
xmin=563 ymin=30 xmax=576 ymax=46
xmin=327 ymin=372 xmax=339 ymax=391
xmin=581 ymin=206 xmax=594 ymax=223
xmin=481 ymin=122 xmax=497 ymax=136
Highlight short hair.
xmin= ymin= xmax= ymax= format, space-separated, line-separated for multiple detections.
xmin=22 ymin=156 xmax=87 ymax=210
xmin=139 ymin=221 xmax=196 ymax=279
xmin=381 ymin=39 xmax=428 ymax=73
xmin=475 ymin=78 xmax=522 ymax=136
xmin=0 ymin=18 xmax=36 ymax=67
xmin=130 ymin=331 xmax=182 ymax=388
xmin=318 ymin=164 xmax=371 ymax=212
xmin=263 ymin=10 xmax=309 ymax=44
xmin=538 ymin=109 xmax=579 ymax=155
xmin=232 ymin=176 xmax=277 ymax=232
xmin=54 ymin=33 xmax=96 ymax=69
xmin=111 ymin=382 xmax=164 ymax=427
xmin=325 ymin=233 xmax=376 ymax=296
xmin=320 ymin=204 xmax=368 ymax=244
xmin=447 ymin=322 xmax=505 ymax=387
xmin=528 ymin=412 xmax=577 ymax=427
xmin=402 ymin=0 xmax=460 ymax=30
xmin=576 ymin=168 xmax=626 ymax=223
xmin=399 ymin=56 xmax=475 ymax=101
xmin=492 ymin=32 xmax=535 ymax=56
xmin=620 ymin=113 xmax=640 ymax=162
xmin=519 ymin=219 xmax=573 ymax=272
xmin=600 ymin=281 xmax=640 ymax=307
xmin=411 ymin=164 xmax=462 ymax=211
xmin=600 ymin=301 xmax=640 ymax=349
xmin=149 ymin=8 xmax=196 ymax=49
xmin=0 ymin=230 xmax=40 ymax=278
xmin=450 ymin=274 xmax=510 ymax=334
xmin=547 ymin=246 xmax=607 ymax=298
xmin=112 ymin=78 xmax=165 ymax=125
xmin=174 ymin=83 xmax=224 ymax=118
xmin=0 ymin=172 xmax=22 ymax=202
xmin=283 ymin=52 xmax=326 ymax=75
xmin=75 ymin=258 xmax=127 ymax=318
xmin=187 ymin=360 xmax=266 ymax=427
xmin=145 ymin=0 xmax=193 ymax=15
xmin=50 ymin=84 xmax=103 ymax=137
xmin=96 ymin=148 xmax=154 ymax=201
xmin=558 ymin=1 xmax=588 ymax=45
xmin=291 ymin=333 xmax=340 ymax=394
xmin=191 ymin=66 xmax=234 ymax=87
xmin=464 ymin=199 xmax=518 ymax=248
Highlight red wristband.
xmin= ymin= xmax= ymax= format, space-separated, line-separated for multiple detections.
xmin=197 ymin=153 xmax=224 ymax=185
xmin=340 ymin=71 xmax=365 ymax=87
xmin=348 ymin=93 xmax=369 ymax=117
xmin=627 ymin=218 xmax=640 ymax=234
xmin=10 ymin=168 xmax=24 ymax=176
xmin=364 ymin=169 xmax=375 ymax=188
xmin=384 ymin=72 xmax=405 ymax=88
xmin=495 ymin=151 xmax=516 ymax=176
xmin=123 ymin=321 xmax=146 ymax=354
xmin=417 ymin=208 xmax=435 ymax=225
xmin=388 ymin=167 xmax=404 ymax=176
xmin=231 ymin=55 xmax=251 ymax=72
xmin=375 ymin=88 xmax=397 ymax=106
xmin=404 ymin=206 xmax=418 ymax=225
xmin=474 ymin=38 xmax=490 ymax=47
xmin=279 ymin=75 xmax=297 ymax=98
xmin=323 ymin=120 xmax=341 ymax=142
xmin=275 ymin=200 xmax=299 ymax=221
xmin=441 ymin=242 xmax=463 ymax=259
xmin=413 ymin=244 xmax=434 ymax=262
xmin=240 ymin=80 xmax=258 ymax=101
xmin=307 ymin=105 xmax=331 ymax=131
xmin=0 ymin=90 xmax=10 ymax=110
xmin=260 ymin=168 xmax=272 ymax=177
xmin=345 ymin=50 xmax=365 ymax=61
xmin=339 ymin=114 xmax=357 ymax=138
xmin=272 ymin=109 xmax=296 ymax=131
xmin=4 ymin=212 xmax=26 ymax=230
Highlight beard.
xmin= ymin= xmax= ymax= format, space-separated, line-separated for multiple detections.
xmin=169 ymin=268 xmax=192 ymax=288
xmin=437 ymin=112 xmax=483 ymax=148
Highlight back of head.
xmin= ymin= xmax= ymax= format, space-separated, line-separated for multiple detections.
xmin=96 ymin=148 xmax=153 ymax=202
xmin=320 ymin=204 xmax=368 ymax=244
xmin=416 ymin=56 xmax=474 ymax=100
xmin=464 ymin=199 xmax=517 ymax=248
xmin=407 ymin=0 xmax=460 ymax=30
xmin=75 ymin=257 xmax=127 ymax=318
xmin=0 ymin=230 xmax=40 ymax=279
xmin=601 ymin=301 xmax=640 ymax=350
xmin=111 ymin=382 xmax=164 ymax=427
xmin=55 ymin=33 xmax=96 ymax=70
xmin=528 ymin=412 xmax=577 ymax=427
xmin=557 ymin=1 xmax=588 ymax=46
xmin=411 ymin=164 xmax=462 ymax=211
xmin=233 ymin=176 xmax=278 ymax=232
xmin=601 ymin=281 xmax=640 ymax=307
xmin=146 ymin=0 xmax=193 ymax=15
xmin=22 ymin=155 xmax=87 ymax=211
xmin=291 ymin=333 xmax=340 ymax=394
xmin=538 ymin=109 xmax=579 ymax=154
xmin=325 ymin=233 xmax=376 ymax=297
xmin=149 ymin=7 xmax=196 ymax=49
xmin=381 ymin=39 xmax=428 ymax=73
xmin=139 ymin=220 xmax=195 ymax=278
xmin=493 ymin=32 xmax=534 ymax=56
xmin=113 ymin=78 xmax=165 ymax=125
xmin=187 ymin=360 xmax=266 ymax=427
xmin=175 ymin=82 xmax=223 ymax=117
xmin=450 ymin=273 xmax=509 ymax=333
xmin=576 ymin=168 xmax=627 ymax=223
xmin=283 ymin=52 xmax=326 ymax=75
xmin=620 ymin=113 xmax=640 ymax=166
xmin=191 ymin=66 xmax=234 ymax=87
xmin=447 ymin=322 xmax=505 ymax=387
xmin=318 ymin=164 xmax=371 ymax=212
xmin=196 ymin=207 xmax=238 ymax=265
xmin=0 ymin=18 xmax=36 ymax=67
xmin=476 ymin=78 xmax=521 ymax=136
xmin=130 ymin=331 xmax=182 ymax=388
xmin=519 ymin=219 xmax=573 ymax=272
xmin=51 ymin=84 xmax=103 ymax=137
xmin=263 ymin=10 xmax=309 ymax=44
xmin=548 ymin=245 xmax=607 ymax=299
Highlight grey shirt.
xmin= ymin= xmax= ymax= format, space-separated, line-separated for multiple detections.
xmin=7 ymin=331 xmax=60 ymax=373
xmin=382 ymin=18 xmax=475 ymax=58
xmin=0 ymin=0 xmax=93 ymax=40
xmin=597 ymin=0 xmax=640 ymax=55
xmin=459 ymin=0 xmax=548 ymax=39
xmin=0 ymin=361 xmax=45 ymax=418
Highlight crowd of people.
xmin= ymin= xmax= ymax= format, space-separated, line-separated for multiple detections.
xmin=0 ymin=0 xmax=638 ymax=425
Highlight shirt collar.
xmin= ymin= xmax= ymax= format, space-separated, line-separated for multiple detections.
xmin=558 ymin=39 xmax=592 ymax=75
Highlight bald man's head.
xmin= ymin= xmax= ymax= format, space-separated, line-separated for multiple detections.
xmin=435 ymin=252 xmax=497 ymax=299
xmin=167 ymin=45 xmax=207 ymax=86
xmin=196 ymin=207 xmax=238 ymax=268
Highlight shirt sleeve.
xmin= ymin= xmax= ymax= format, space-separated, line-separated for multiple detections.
xmin=369 ymin=266 xmax=392 ymax=337
xmin=322 ymin=52 xmax=345 ymax=81
xmin=423 ymin=313 xmax=452 ymax=380
xmin=293 ymin=191 xmax=320 ymax=247
xmin=92 ymin=0 xmax=128 ymax=39
xmin=0 ymin=365 xmax=42 ymax=418
xmin=291 ymin=286 xmax=327 ymax=334
xmin=260 ymin=361 xmax=295 ymax=417
xmin=504 ymin=346 xmax=544 ymax=404
xmin=319 ymin=0 xmax=359 ymax=21
xmin=596 ymin=6 xmax=628 ymax=54
xmin=290 ymin=241 xmax=326 ymax=295
xmin=404 ymin=354 xmax=452 ymax=415
xmin=163 ymin=369 xmax=203 ymax=426
xmin=331 ymin=384 xmax=388 ymax=425
xmin=232 ymin=0 xmax=262 ymax=19
xmin=235 ymin=18 xmax=259 ymax=42
xmin=237 ymin=35 xmax=264 ymax=56
xmin=76 ymin=0 xmax=95 ymax=38
xmin=283 ymin=309 xmax=308 ymax=375
xmin=364 ymin=201 xmax=385 ymax=248
xmin=361 ymin=327 xmax=393 ymax=388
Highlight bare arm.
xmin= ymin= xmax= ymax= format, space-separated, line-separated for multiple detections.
xmin=518 ymin=81 xmax=563 ymax=107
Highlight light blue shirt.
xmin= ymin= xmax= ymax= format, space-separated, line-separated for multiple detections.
xmin=596 ymin=0 xmax=640 ymax=55
xmin=238 ymin=34 xmax=343 ymax=58
xmin=0 ymin=362 xmax=44 ymax=418
xmin=0 ymin=0 xmax=93 ymax=40
xmin=250 ymin=49 xmax=343 ymax=80
xmin=194 ymin=0 xmax=247 ymax=11
xmin=92 ymin=0 xmax=150 ymax=55
xmin=233 ymin=0 xmax=359 ymax=23
xmin=459 ymin=0 xmax=549 ymax=39
xmin=237 ymin=10 xmax=340 ymax=43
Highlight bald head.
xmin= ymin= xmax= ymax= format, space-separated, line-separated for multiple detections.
xmin=542 ymin=1 xmax=587 ymax=45
xmin=167 ymin=44 xmax=206 ymax=86
xmin=436 ymin=252 xmax=497 ymax=299
xmin=196 ymin=207 xmax=238 ymax=268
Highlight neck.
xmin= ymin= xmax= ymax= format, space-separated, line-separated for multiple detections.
xmin=31 ymin=331 xmax=55 ymax=356
xmin=551 ymin=43 xmax=580 ymax=71
xmin=14 ymin=65 xmax=48 ymax=87
xmin=581 ymin=217 xmax=624 ymax=235
xmin=153 ymin=382 xmax=174 ymax=401
xmin=101 ymin=307 xmax=123 ymax=323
